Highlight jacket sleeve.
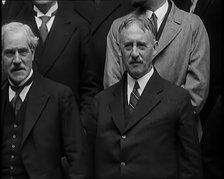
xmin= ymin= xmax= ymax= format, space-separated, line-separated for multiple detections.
xmin=177 ymin=92 xmax=203 ymax=179
xmin=60 ymin=86 xmax=91 ymax=179
xmin=182 ymin=15 xmax=210 ymax=115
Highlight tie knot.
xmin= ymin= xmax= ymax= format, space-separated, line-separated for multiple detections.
xmin=40 ymin=16 xmax=51 ymax=23
xmin=151 ymin=13 xmax=157 ymax=20
xmin=10 ymin=85 xmax=24 ymax=95
xmin=133 ymin=81 xmax=140 ymax=91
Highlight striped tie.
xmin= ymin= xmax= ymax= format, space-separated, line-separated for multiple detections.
xmin=129 ymin=81 xmax=140 ymax=112
xmin=150 ymin=13 xmax=157 ymax=37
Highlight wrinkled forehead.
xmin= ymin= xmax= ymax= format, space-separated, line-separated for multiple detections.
xmin=3 ymin=30 xmax=29 ymax=50
xmin=119 ymin=22 xmax=154 ymax=43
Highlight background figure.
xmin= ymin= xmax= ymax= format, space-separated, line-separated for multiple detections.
xmin=103 ymin=0 xmax=210 ymax=140
xmin=1 ymin=0 xmax=26 ymax=25
xmin=194 ymin=0 xmax=222 ymax=178
xmin=1 ymin=22 xmax=90 ymax=179
xmin=14 ymin=0 xmax=100 ymax=123
xmin=69 ymin=0 xmax=133 ymax=90
xmin=86 ymin=15 xmax=202 ymax=178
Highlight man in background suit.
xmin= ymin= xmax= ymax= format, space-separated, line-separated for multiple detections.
xmin=68 ymin=0 xmax=133 ymax=90
xmin=14 ymin=0 xmax=100 ymax=122
xmin=194 ymin=0 xmax=222 ymax=178
xmin=103 ymin=0 xmax=210 ymax=140
xmin=86 ymin=14 xmax=202 ymax=178
xmin=1 ymin=0 xmax=26 ymax=25
xmin=1 ymin=22 xmax=90 ymax=179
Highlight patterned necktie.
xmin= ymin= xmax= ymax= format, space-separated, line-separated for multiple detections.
xmin=150 ymin=13 xmax=157 ymax=37
xmin=10 ymin=73 xmax=34 ymax=116
xmin=129 ymin=81 xmax=140 ymax=112
xmin=39 ymin=15 xmax=51 ymax=43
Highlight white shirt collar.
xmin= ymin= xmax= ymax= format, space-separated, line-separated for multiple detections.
xmin=33 ymin=1 xmax=58 ymax=17
xmin=127 ymin=67 xmax=154 ymax=104
xmin=146 ymin=0 xmax=168 ymax=29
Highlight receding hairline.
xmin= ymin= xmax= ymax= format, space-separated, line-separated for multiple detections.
xmin=2 ymin=22 xmax=39 ymax=50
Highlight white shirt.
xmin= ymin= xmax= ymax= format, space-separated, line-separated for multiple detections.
xmin=9 ymin=69 xmax=34 ymax=102
xmin=190 ymin=0 xmax=199 ymax=13
xmin=127 ymin=67 xmax=154 ymax=104
xmin=146 ymin=0 xmax=169 ymax=31
xmin=33 ymin=1 xmax=58 ymax=32
xmin=2 ymin=0 xmax=6 ymax=5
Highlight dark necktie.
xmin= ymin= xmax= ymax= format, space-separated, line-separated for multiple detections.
xmin=38 ymin=9 xmax=57 ymax=43
xmin=39 ymin=15 xmax=51 ymax=43
xmin=129 ymin=81 xmax=140 ymax=112
xmin=150 ymin=13 xmax=157 ymax=37
xmin=10 ymin=73 xmax=34 ymax=116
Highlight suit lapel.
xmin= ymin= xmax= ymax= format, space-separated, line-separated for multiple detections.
xmin=109 ymin=74 xmax=126 ymax=133
xmin=40 ymin=9 xmax=77 ymax=75
xmin=73 ymin=0 xmax=96 ymax=25
xmin=91 ymin=0 xmax=121 ymax=33
xmin=1 ymin=82 xmax=8 ymax=128
xmin=154 ymin=1 xmax=182 ymax=58
xmin=124 ymin=70 xmax=163 ymax=133
xmin=21 ymin=74 xmax=49 ymax=148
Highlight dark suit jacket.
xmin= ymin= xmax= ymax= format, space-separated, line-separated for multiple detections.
xmin=1 ymin=0 xmax=26 ymax=25
xmin=195 ymin=1 xmax=222 ymax=178
xmin=86 ymin=70 xmax=203 ymax=178
xmin=194 ymin=0 xmax=222 ymax=125
xmin=71 ymin=0 xmax=133 ymax=89
xmin=1 ymin=73 xmax=90 ymax=179
xmin=14 ymin=2 xmax=100 ymax=121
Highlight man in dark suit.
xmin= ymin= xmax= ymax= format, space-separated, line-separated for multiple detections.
xmin=194 ymin=0 xmax=222 ymax=178
xmin=69 ymin=0 xmax=133 ymax=90
xmin=86 ymin=14 xmax=202 ymax=178
xmin=1 ymin=22 xmax=90 ymax=179
xmin=14 ymin=0 xmax=100 ymax=122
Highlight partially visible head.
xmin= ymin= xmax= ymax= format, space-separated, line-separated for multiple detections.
xmin=33 ymin=0 xmax=56 ymax=6
xmin=132 ymin=0 xmax=147 ymax=8
xmin=118 ymin=14 xmax=157 ymax=80
xmin=32 ymin=0 xmax=57 ymax=13
xmin=132 ymin=0 xmax=166 ymax=11
xmin=2 ymin=22 xmax=39 ymax=85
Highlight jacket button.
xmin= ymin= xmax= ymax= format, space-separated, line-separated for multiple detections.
xmin=121 ymin=162 xmax=126 ymax=166
xmin=121 ymin=135 xmax=126 ymax=139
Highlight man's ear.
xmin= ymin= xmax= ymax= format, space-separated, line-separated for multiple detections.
xmin=117 ymin=42 xmax=122 ymax=57
xmin=152 ymin=40 xmax=158 ymax=56
xmin=31 ymin=49 xmax=35 ymax=61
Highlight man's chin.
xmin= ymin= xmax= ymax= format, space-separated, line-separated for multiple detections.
xmin=10 ymin=74 xmax=27 ymax=85
xmin=132 ymin=0 xmax=146 ymax=8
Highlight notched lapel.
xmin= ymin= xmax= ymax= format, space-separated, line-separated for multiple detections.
xmin=109 ymin=78 xmax=126 ymax=133
xmin=125 ymin=71 xmax=163 ymax=133
xmin=1 ymin=83 xmax=8 ymax=128
xmin=73 ymin=1 xmax=96 ymax=24
xmin=40 ymin=12 xmax=77 ymax=75
xmin=154 ymin=5 xmax=182 ymax=58
xmin=91 ymin=0 xmax=121 ymax=33
xmin=21 ymin=76 xmax=50 ymax=148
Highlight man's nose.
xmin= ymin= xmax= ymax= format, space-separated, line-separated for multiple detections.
xmin=13 ymin=51 xmax=21 ymax=64
xmin=131 ymin=46 xmax=139 ymax=59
